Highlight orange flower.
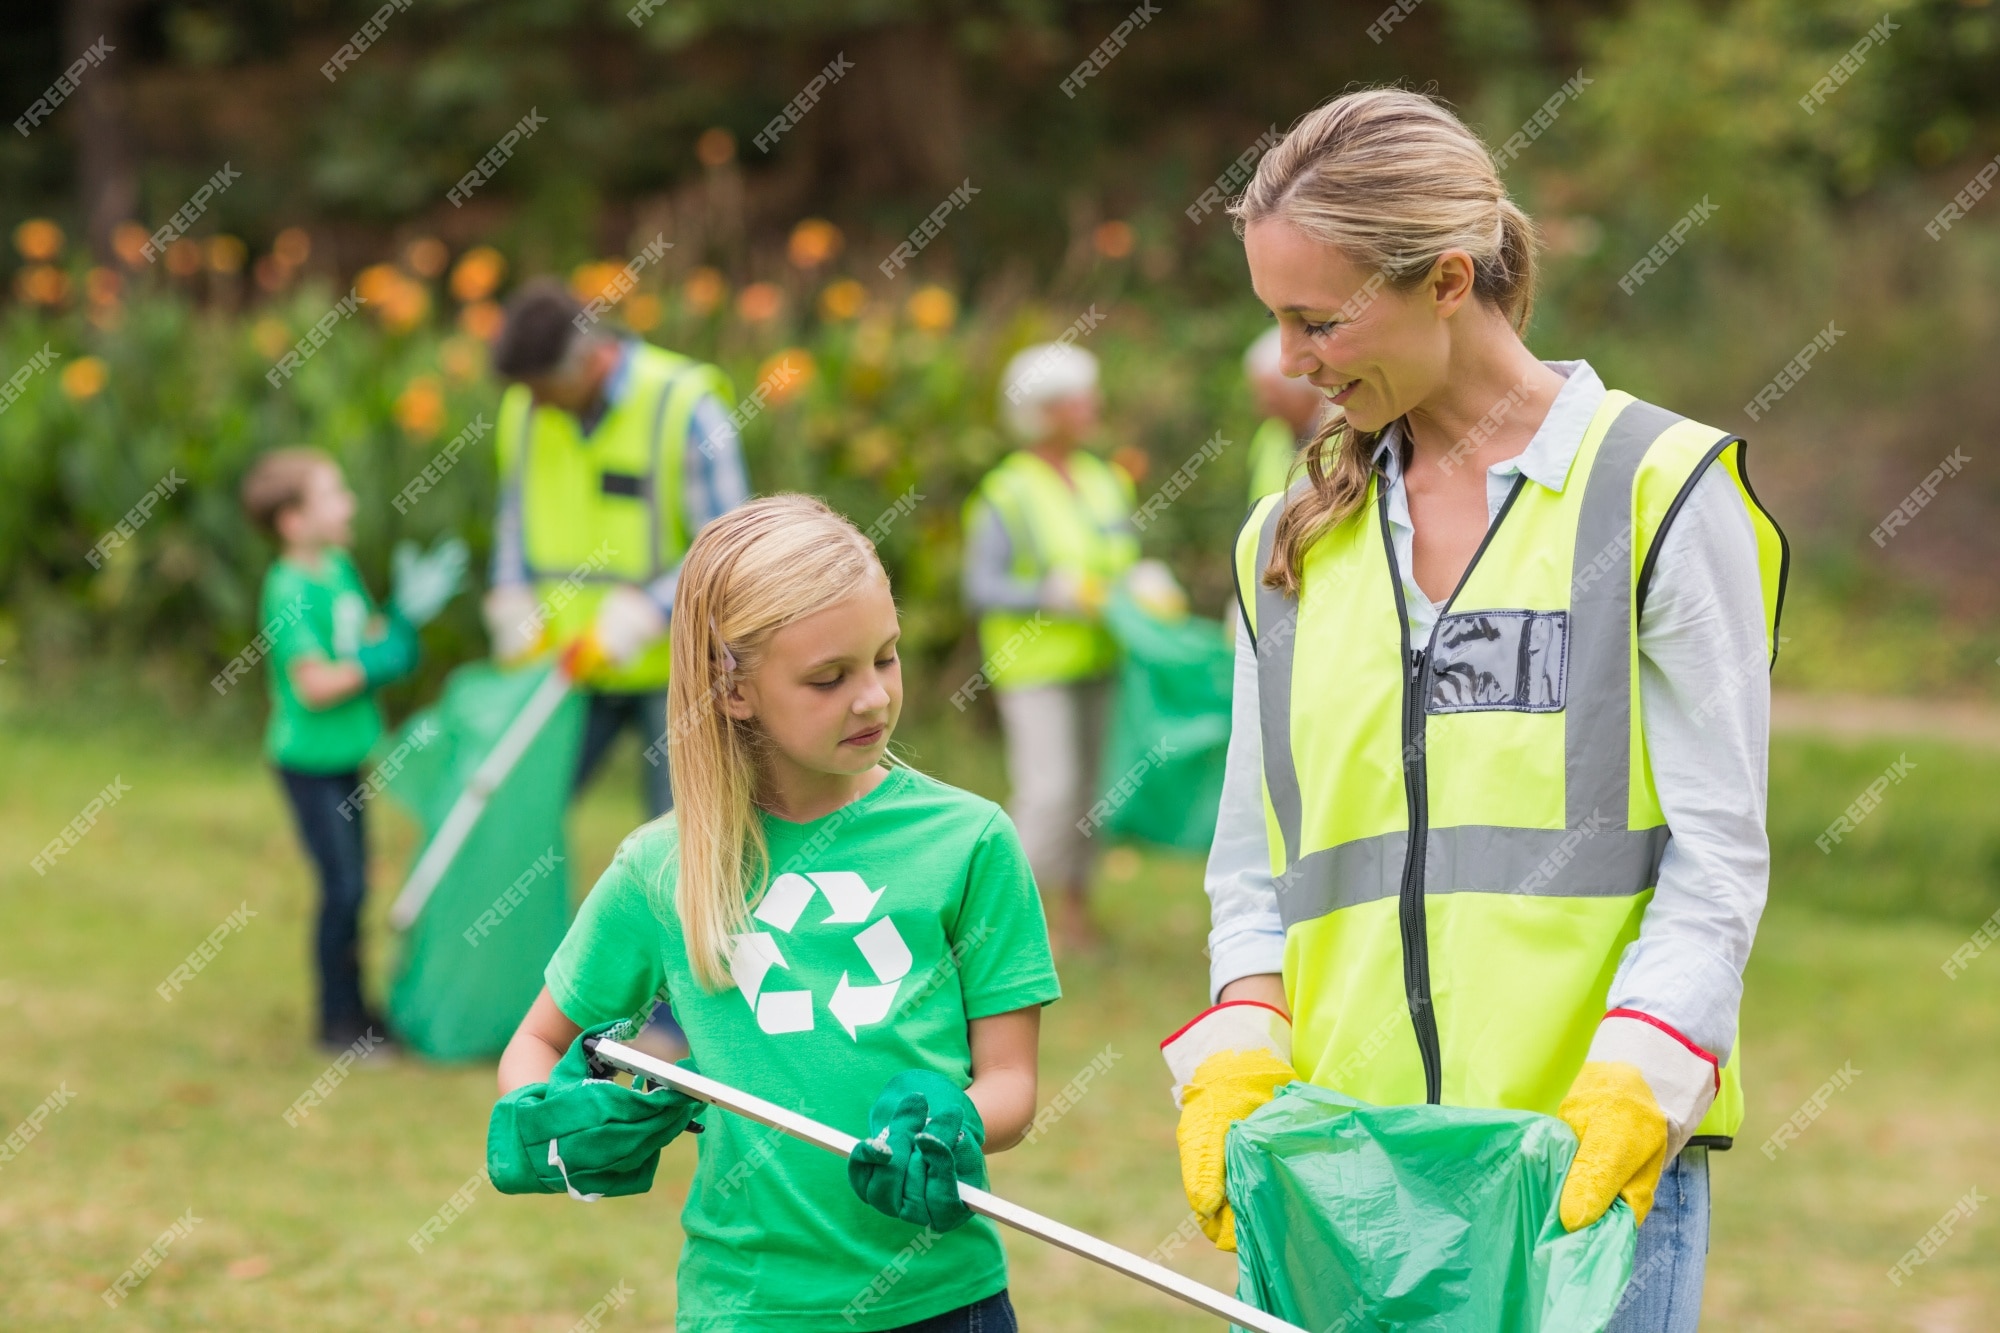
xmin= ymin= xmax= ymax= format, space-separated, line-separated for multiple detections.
xmin=1111 ymin=443 xmax=1151 ymax=485
xmin=356 ymin=263 xmax=431 ymax=332
xmin=165 ymin=239 xmax=203 ymax=276
xmin=818 ymin=279 xmax=866 ymax=321
xmin=682 ymin=267 xmax=726 ymax=315
xmin=376 ymin=280 xmax=431 ymax=334
xmin=14 ymin=265 xmax=68 ymax=305
xmin=14 ymin=219 xmax=63 ymax=262
xmin=61 ymin=357 xmax=107 ymax=400
xmin=1093 ymin=220 xmax=1135 ymax=259
xmin=355 ymin=263 xmax=405 ymax=306
xmin=756 ymin=349 xmax=816 ymax=406
xmin=787 ymin=219 xmax=844 ymax=269
xmin=110 ymin=222 xmax=152 ymax=268
xmin=395 ymin=376 xmax=446 ymax=440
xmin=84 ymin=267 xmax=123 ymax=305
xmin=458 ymin=300 xmax=504 ymax=341
xmin=206 ymin=235 xmax=247 ymax=274
xmin=905 ymin=285 xmax=957 ymax=332
xmin=736 ymin=282 xmax=783 ymax=323
xmin=696 ymin=127 xmax=736 ymax=168
xmin=273 ymin=227 xmax=312 ymax=268
xmin=570 ymin=260 xmax=627 ymax=305
xmin=253 ymin=254 xmax=292 ymax=294
xmin=449 ymin=246 xmax=505 ymax=302
xmin=624 ymin=292 xmax=662 ymax=333
xmin=404 ymin=237 xmax=449 ymax=278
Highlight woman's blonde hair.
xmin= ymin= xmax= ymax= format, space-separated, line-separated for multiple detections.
xmin=1230 ymin=87 xmax=1542 ymax=593
xmin=660 ymin=493 xmax=890 ymax=990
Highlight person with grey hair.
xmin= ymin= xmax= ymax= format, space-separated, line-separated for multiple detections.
xmin=1243 ymin=325 xmax=1328 ymax=502
xmin=961 ymin=342 xmax=1139 ymax=953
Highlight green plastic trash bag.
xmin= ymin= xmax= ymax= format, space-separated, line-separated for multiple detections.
xmin=1096 ymin=591 xmax=1234 ymax=852
xmin=1227 ymin=1083 xmax=1638 ymax=1333
xmin=386 ymin=662 xmax=585 ymax=1061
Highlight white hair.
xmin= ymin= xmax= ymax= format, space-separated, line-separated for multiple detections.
xmin=998 ymin=342 xmax=1098 ymax=441
xmin=1244 ymin=325 xmax=1283 ymax=379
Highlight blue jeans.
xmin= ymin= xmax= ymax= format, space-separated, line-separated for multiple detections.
xmin=276 ymin=767 xmax=370 ymax=1042
xmin=573 ymin=688 xmax=673 ymax=819
xmin=883 ymin=1290 xmax=1016 ymax=1333
xmin=1606 ymin=1146 xmax=1709 ymax=1333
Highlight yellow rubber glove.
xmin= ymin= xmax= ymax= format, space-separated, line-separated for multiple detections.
xmin=1558 ymin=1010 xmax=1721 ymax=1232
xmin=1176 ymin=1048 xmax=1296 ymax=1250
xmin=1557 ymin=1061 xmax=1668 ymax=1230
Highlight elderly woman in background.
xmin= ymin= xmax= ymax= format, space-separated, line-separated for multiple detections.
xmin=960 ymin=343 xmax=1139 ymax=953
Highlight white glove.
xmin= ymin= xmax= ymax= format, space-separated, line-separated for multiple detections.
xmin=1161 ymin=1000 xmax=1294 ymax=1109
xmin=591 ymin=585 xmax=669 ymax=666
xmin=483 ymin=584 xmax=546 ymax=664
xmin=391 ymin=536 xmax=469 ymax=628
xmin=1123 ymin=558 xmax=1187 ymax=620
xmin=1587 ymin=1010 xmax=1720 ymax=1162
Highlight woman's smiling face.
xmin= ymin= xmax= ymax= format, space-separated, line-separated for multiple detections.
xmin=1244 ymin=218 xmax=1461 ymax=435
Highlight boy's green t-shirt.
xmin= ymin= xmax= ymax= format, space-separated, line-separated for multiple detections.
xmin=546 ymin=763 xmax=1062 ymax=1332
xmin=260 ymin=548 xmax=386 ymax=774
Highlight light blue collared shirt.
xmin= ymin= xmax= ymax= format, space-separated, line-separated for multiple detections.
xmin=1205 ymin=359 xmax=1771 ymax=1062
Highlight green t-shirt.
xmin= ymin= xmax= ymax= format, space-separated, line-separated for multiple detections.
xmin=260 ymin=548 xmax=386 ymax=774
xmin=546 ymin=763 xmax=1061 ymax=1332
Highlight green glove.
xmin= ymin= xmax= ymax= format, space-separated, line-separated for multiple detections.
xmin=390 ymin=536 xmax=469 ymax=629
xmin=355 ymin=609 xmax=419 ymax=687
xmin=487 ymin=1021 xmax=704 ymax=1199
xmin=847 ymin=1070 xmax=987 ymax=1232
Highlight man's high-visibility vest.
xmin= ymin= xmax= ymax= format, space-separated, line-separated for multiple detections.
xmin=1248 ymin=416 xmax=1302 ymax=503
xmin=497 ymin=342 xmax=733 ymax=693
xmin=966 ymin=449 xmax=1139 ymax=690
xmin=1233 ymin=391 xmax=1787 ymax=1146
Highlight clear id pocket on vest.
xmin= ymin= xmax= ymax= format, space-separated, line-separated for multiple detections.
xmin=1425 ymin=610 xmax=1568 ymax=714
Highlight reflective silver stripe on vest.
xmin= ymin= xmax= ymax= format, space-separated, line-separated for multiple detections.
xmin=1256 ymin=402 xmax=1689 ymax=931
xmin=1565 ymin=398 xmax=1681 ymax=831
xmin=1273 ymin=825 xmax=1671 ymax=929
xmin=1253 ymin=491 xmax=1305 ymax=870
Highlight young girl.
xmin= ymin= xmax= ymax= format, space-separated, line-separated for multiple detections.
xmin=494 ymin=494 xmax=1059 ymax=1332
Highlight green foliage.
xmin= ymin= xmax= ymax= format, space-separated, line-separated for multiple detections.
xmin=0 ymin=270 xmax=1274 ymax=715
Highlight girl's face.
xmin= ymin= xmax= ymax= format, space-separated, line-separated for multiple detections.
xmin=724 ymin=576 xmax=903 ymax=783
xmin=1243 ymin=218 xmax=1475 ymax=435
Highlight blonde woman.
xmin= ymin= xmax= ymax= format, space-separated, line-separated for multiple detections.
xmin=494 ymin=495 xmax=1057 ymax=1333
xmin=1165 ymin=90 xmax=1786 ymax=1331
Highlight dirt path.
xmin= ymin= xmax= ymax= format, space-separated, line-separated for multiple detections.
xmin=1772 ymin=691 xmax=2000 ymax=751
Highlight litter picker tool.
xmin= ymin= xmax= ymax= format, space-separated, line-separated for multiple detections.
xmin=388 ymin=661 xmax=574 ymax=931
xmin=585 ymin=1036 xmax=1311 ymax=1333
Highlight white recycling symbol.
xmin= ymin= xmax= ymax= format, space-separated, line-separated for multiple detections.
xmin=728 ymin=871 xmax=912 ymax=1041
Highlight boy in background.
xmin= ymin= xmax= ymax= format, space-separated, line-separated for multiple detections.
xmin=240 ymin=448 xmax=465 ymax=1051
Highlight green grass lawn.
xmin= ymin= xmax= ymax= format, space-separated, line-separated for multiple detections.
xmin=1 ymin=699 xmax=1995 ymax=1331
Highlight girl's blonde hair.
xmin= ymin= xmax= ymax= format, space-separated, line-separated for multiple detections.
xmin=1230 ymin=87 xmax=1542 ymax=594
xmin=661 ymin=493 xmax=890 ymax=990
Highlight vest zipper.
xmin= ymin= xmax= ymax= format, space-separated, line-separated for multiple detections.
xmin=1399 ymin=644 xmax=1445 ymax=1104
xmin=1378 ymin=469 xmax=1530 ymax=1108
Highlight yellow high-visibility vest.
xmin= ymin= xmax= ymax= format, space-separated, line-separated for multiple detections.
xmin=966 ymin=449 xmax=1138 ymax=690
xmin=497 ymin=343 xmax=732 ymax=692
xmin=1234 ymin=390 xmax=1787 ymax=1146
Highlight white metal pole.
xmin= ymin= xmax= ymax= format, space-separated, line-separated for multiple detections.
xmin=389 ymin=666 xmax=574 ymax=930
xmin=588 ymin=1037 xmax=1310 ymax=1333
